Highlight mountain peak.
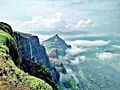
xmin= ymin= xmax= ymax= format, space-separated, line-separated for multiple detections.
xmin=42 ymin=34 xmax=71 ymax=56
xmin=55 ymin=34 xmax=59 ymax=37
xmin=44 ymin=34 xmax=62 ymax=42
xmin=52 ymin=34 xmax=60 ymax=39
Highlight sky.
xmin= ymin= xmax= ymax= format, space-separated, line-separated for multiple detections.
xmin=0 ymin=0 xmax=120 ymax=41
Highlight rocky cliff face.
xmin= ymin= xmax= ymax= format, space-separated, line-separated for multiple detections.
xmin=0 ymin=22 xmax=80 ymax=90
xmin=42 ymin=34 xmax=71 ymax=74
xmin=0 ymin=22 xmax=53 ymax=90
xmin=42 ymin=34 xmax=79 ymax=90
xmin=14 ymin=32 xmax=51 ymax=69
xmin=14 ymin=31 xmax=60 ymax=89
xmin=42 ymin=34 xmax=71 ymax=56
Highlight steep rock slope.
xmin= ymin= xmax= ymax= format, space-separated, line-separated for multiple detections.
xmin=0 ymin=22 xmax=52 ymax=90
xmin=14 ymin=31 xmax=60 ymax=89
xmin=42 ymin=34 xmax=71 ymax=56
xmin=42 ymin=34 xmax=70 ymax=74
xmin=42 ymin=35 xmax=79 ymax=90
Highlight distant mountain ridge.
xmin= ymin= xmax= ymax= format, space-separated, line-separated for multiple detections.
xmin=42 ymin=34 xmax=71 ymax=56
xmin=42 ymin=34 xmax=79 ymax=90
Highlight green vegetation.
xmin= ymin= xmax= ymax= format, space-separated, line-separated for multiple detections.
xmin=21 ymin=59 xmax=57 ymax=90
xmin=57 ymin=83 xmax=67 ymax=90
xmin=0 ymin=30 xmax=16 ymax=46
xmin=0 ymin=28 xmax=53 ymax=90
xmin=0 ymin=54 xmax=52 ymax=90
xmin=0 ymin=29 xmax=19 ymax=65
xmin=61 ymin=74 xmax=79 ymax=90
xmin=0 ymin=45 xmax=9 ymax=54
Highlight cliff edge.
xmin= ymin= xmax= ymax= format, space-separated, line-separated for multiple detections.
xmin=0 ymin=22 xmax=55 ymax=90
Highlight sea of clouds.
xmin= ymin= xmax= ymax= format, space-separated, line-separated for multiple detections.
xmin=59 ymin=38 xmax=120 ymax=89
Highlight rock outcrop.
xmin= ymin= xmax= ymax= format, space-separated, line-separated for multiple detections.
xmin=42 ymin=34 xmax=71 ymax=56
xmin=14 ymin=31 xmax=60 ymax=89
xmin=42 ymin=34 xmax=80 ymax=90
xmin=0 ymin=22 xmax=53 ymax=90
xmin=42 ymin=34 xmax=70 ymax=74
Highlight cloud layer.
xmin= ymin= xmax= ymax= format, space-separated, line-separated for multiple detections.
xmin=20 ymin=12 xmax=93 ymax=33
xmin=65 ymin=19 xmax=93 ymax=29
xmin=66 ymin=46 xmax=88 ymax=55
xmin=96 ymin=52 xmax=120 ymax=60
xmin=67 ymin=40 xmax=110 ymax=47
xmin=21 ymin=12 xmax=63 ymax=30
xmin=0 ymin=0 xmax=120 ymax=39
xmin=112 ymin=45 xmax=120 ymax=49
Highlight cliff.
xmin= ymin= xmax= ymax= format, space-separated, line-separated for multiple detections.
xmin=42 ymin=34 xmax=71 ymax=56
xmin=0 ymin=22 xmax=57 ymax=90
xmin=0 ymin=22 xmax=78 ymax=90
xmin=42 ymin=35 xmax=79 ymax=90
xmin=42 ymin=34 xmax=71 ymax=74
xmin=14 ymin=32 xmax=60 ymax=85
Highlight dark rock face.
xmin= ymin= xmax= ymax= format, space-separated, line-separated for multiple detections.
xmin=14 ymin=32 xmax=60 ymax=85
xmin=0 ymin=22 xmax=53 ymax=90
xmin=0 ymin=22 xmax=13 ymax=36
xmin=14 ymin=33 xmax=50 ymax=68
xmin=21 ymin=58 xmax=59 ymax=90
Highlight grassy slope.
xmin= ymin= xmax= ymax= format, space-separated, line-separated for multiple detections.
xmin=0 ymin=29 xmax=52 ymax=90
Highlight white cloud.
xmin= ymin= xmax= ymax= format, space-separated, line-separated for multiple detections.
xmin=65 ymin=68 xmax=79 ymax=83
xmin=79 ymin=56 xmax=86 ymax=61
xmin=112 ymin=45 xmax=120 ymax=49
xmin=66 ymin=46 xmax=88 ymax=55
xmin=75 ymin=19 xmax=92 ymax=28
xmin=20 ymin=12 xmax=93 ymax=32
xmin=97 ymin=52 xmax=113 ymax=60
xmin=65 ymin=19 xmax=93 ymax=29
xmin=61 ymin=33 xmax=109 ymax=40
xmin=21 ymin=12 xmax=63 ymax=30
xmin=67 ymin=40 xmax=110 ymax=47
xmin=96 ymin=52 xmax=120 ymax=60
xmin=66 ymin=68 xmax=73 ymax=73
xmin=71 ymin=56 xmax=86 ymax=65
xmin=71 ymin=57 xmax=80 ymax=65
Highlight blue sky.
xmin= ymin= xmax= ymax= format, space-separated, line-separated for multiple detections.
xmin=0 ymin=0 xmax=120 ymax=41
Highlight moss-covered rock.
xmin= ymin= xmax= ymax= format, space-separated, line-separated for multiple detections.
xmin=0 ymin=30 xmax=19 ymax=65
xmin=0 ymin=54 xmax=52 ymax=90
xmin=21 ymin=59 xmax=58 ymax=90
xmin=0 ymin=22 xmax=53 ymax=90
